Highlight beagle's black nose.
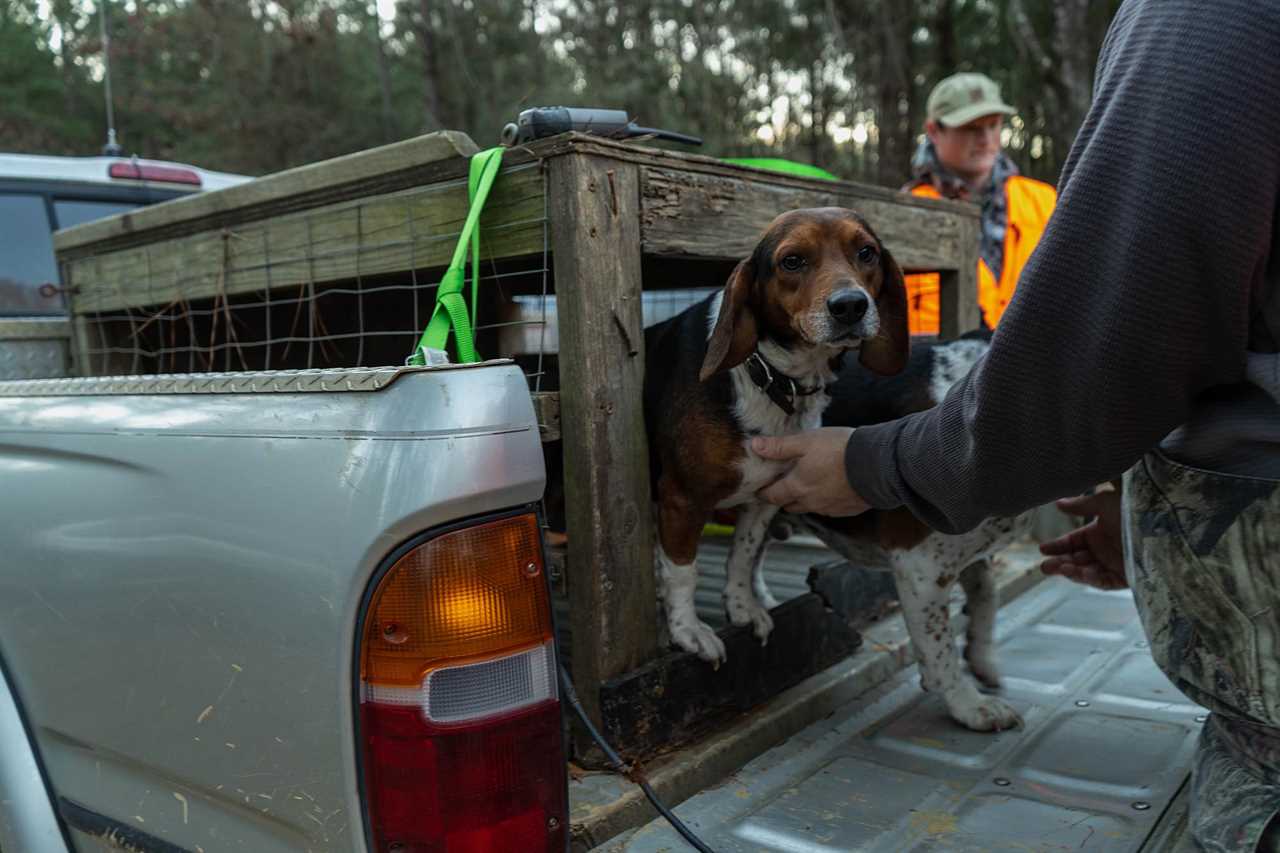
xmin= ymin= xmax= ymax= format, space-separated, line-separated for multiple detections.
xmin=827 ymin=289 xmax=869 ymax=324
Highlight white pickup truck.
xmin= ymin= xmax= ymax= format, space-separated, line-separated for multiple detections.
xmin=0 ymin=142 xmax=1209 ymax=853
xmin=0 ymin=361 xmax=566 ymax=853
xmin=0 ymin=368 xmax=1210 ymax=853
xmin=0 ymin=145 xmax=572 ymax=853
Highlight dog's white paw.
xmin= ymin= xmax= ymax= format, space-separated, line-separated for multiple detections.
xmin=965 ymin=645 xmax=1002 ymax=689
xmin=943 ymin=681 xmax=1022 ymax=732
xmin=725 ymin=591 xmax=774 ymax=644
xmin=670 ymin=617 xmax=727 ymax=665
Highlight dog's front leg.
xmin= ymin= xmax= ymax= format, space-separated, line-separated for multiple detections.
xmin=656 ymin=478 xmax=726 ymax=665
xmin=723 ymin=500 xmax=779 ymax=643
xmin=891 ymin=554 xmax=1022 ymax=732
xmin=959 ymin=559 xmax=1001 ymax=688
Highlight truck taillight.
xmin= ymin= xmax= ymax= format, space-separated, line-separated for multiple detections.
xmin=357 ymin=512 xmax=567 ymax=853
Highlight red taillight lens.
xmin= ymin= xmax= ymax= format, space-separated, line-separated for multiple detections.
xmin=108 ymin=162 xmax=202 ymax=186
xmin=362 ymin=700 xmax=566 ymax=852
xmin=359 ymin=513 xmax=567 ymax=853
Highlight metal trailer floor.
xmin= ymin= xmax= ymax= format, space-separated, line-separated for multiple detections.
xmin=593 ymin=575 xmax=1207 ymax=853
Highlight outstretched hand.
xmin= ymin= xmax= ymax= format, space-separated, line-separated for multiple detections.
xmin=1039 ymin=490 xmax=1128 ymax=590
xmin=752 ymin=427 xmax=870 ymax=517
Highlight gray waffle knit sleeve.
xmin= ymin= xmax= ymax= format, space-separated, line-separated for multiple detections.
xmin=846 ymin=0 xmax=1280 ymax=533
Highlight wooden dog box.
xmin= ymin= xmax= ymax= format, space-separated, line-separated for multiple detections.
xmin=54 ymin=131 xmax=981 ymax=759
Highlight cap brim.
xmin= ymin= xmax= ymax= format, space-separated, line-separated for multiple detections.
xmin=938 ymin=102 xmax=1017 ymax=127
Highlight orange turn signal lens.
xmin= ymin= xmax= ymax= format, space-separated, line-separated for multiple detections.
xmin=362 ymin=513 xmax=552 ymax=687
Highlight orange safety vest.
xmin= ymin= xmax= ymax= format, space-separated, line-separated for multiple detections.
xmin=905 ymin=175 xmax=1057 ymax=335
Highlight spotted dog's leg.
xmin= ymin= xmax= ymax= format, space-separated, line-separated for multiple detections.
xmin=746 ymin=503 xmax=782 ymax=610
xmin=753 ymin=571 xmax=781 ymax=611
xmin=891 ymin=551 xmax=1021 ymax=732
xmin=724 ymin=500 xmax=779 ymax=643
xmin=960 ymin=559 xmax=1002 ymax=688
xmin=656 ymin=477 xmax=726 ymax=665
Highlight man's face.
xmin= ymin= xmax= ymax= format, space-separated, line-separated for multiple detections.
xmin=927 ymin=114 xmax=1004 ymax=184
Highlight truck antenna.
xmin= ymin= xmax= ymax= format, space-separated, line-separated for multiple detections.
xmin=99 ymin=0 xmax=122 ymax=156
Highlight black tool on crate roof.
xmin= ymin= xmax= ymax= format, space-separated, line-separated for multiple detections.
xmin=500 ymin=107 xmax=703 ymax=147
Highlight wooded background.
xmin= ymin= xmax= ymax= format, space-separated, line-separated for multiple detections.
xmin=3 ymin=0 xmax=1122 ymax=187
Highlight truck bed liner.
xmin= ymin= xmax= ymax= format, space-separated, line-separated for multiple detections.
xmin=597 ymin=576 xmax=1204 ymax=852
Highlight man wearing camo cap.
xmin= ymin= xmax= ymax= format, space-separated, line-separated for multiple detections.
xmin=902 ymin=72 xmax=1057 ymax=335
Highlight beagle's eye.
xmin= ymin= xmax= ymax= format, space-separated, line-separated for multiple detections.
xmin=780 ymin=254 xmax=806 ymax=272
xmin=857 ymin=244 xmax=879 ymax=264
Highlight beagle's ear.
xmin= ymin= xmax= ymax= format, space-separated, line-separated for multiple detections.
xmin=700 ymin=259 xmax=759 ymax=381
xmin=859 ymin=245 xmax=910 ymax=376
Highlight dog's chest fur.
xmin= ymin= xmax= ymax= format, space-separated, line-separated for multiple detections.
xmin=708 ymin=291 xmax=841 ymax=509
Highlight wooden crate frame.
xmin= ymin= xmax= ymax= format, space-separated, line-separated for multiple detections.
xmin=54 ymin=131 xmax=980 ymax=758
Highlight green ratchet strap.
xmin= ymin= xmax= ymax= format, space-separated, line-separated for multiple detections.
xmin=721 ymin=157 xmax=839 ymax=182
xmin=408 ymin=146 xmax=505 ymax=365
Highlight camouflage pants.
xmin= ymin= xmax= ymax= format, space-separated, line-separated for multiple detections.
xmin=1124 ymin=451 xmax=1280 ymax=852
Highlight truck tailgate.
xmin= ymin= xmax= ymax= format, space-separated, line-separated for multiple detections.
xmin=0 ymin=363 xmax=542 ymax=852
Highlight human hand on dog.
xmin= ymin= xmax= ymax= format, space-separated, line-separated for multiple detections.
xmin=751 ymin=428 xmax=870 ymax=516
xmin=1039 ymin=490 xmax=1128 ymax=590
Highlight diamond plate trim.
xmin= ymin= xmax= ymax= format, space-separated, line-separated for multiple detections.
xmin=0 ymin=340 xmax=69 ymax=381
xmin=0 ymin=362 xmax=505 ymax=397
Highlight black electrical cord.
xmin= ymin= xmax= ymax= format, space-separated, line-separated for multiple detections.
xmin=557 ymin=664 xmax=718 ymax=853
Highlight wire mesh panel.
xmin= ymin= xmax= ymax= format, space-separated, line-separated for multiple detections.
xmin=67 ymin=162 xmax=556 ymax=391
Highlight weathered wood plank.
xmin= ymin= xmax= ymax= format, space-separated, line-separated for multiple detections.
xmin=526 ymin=134 xmax=975 ymax=219
xmin=54 ymin=131 xmax=480 ymax=257
xmin=532 ymin=391 xmax=560 ymax=442
xmin=68 ymin=164 xmax=546 ymax=314
xmin=66 ymin=261 xmax=131 ymax=376
xmin=0 ymin=318 xmax=70 ymax=340
xmin=640 ymin=166 xmax=979 ymax=273
xmin=548 ymin=154 xmax=658 ymax=738
xmin=938 ymin=213 xmax=982 ymax=338
xmin=70 ymin=315 xmax=93 ymax=377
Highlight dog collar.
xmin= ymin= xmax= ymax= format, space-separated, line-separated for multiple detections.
xmin=744 ymin=350 xmax=829 ymax=416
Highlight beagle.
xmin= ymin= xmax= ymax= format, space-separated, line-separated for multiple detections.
xmin=642 ymin=208 xmax=909 ymax=666
xmin=781 ymin=330 xmax=1032 ymax=731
